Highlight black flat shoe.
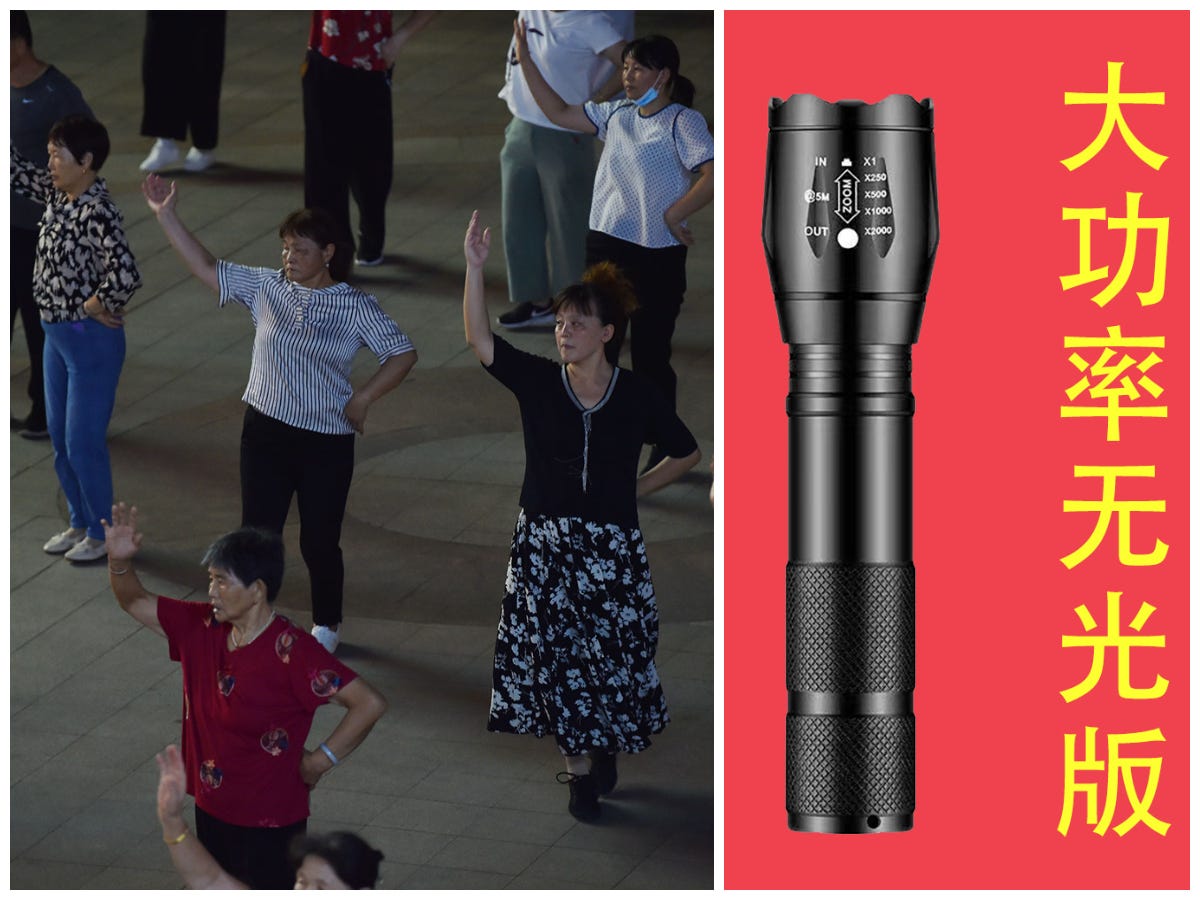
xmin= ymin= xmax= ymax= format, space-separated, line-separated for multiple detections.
xmin=591 ymin=751 xmax=618 ymax=796
xmin=557 ymin=771 xmax=601 ymax=821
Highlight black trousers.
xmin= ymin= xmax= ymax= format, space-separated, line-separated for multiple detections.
xmin=239 ymin=407 xmax=355 ymax=627
xmin=301 ymin=50 xmax=394 ymax=260
xmin=141 ymin=11 xmax=226 ymax=149
xmin=10 ymin=228 xmax=45 ymax=426
xmin=586 ymin=230 xmax=689 ymax=413
xmin=194 ymin=805 xmax=305 ymax=890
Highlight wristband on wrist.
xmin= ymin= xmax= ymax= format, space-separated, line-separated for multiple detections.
xmin=164 ymin=828 xmax=188 ymax=845
xmin=109 ymin=565 xmax=129 ymax=575
xmin=318 ymin=742 xmax=340 ymax=767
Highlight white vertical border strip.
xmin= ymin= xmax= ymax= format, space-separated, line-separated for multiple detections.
xmin=710 ymin=6 xmax=726 ymax=893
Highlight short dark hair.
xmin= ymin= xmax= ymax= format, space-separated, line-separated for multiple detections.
xmin=11 ymin=11 xmax=33 ymax=48
xmin=289 ymin=831 xmax=384 ymax=889
xmin=200 ymin=528 xmax=285 ymax=604
xmin=47 ymin=115 xmax=111 ymax=173
xmin=552 ymin=261 xmax=638 ymax=366
xmin=279 ymin=208 xmax=353 ymax=283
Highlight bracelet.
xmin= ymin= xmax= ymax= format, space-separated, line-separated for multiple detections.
xmin=109 ymin=565 xmax=129 ymax=575
xmin=318 ymin=742 xmax=340 ymax=767
xmin=164 ymin=829 xmax=188 ymax=845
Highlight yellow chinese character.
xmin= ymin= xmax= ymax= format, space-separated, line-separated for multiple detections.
xmin=1061 ymin=590 xmax=1168 ymax=702
xmin=1061 ymin=465 xmax=1168 ymax=569
xmin=1062 ymin=326 xmax=1166 ymax=441
xmin=1061 ymin=193 xmax=1169 ymax=307
xmin=1059 ymin=726 xmax=1169 ymax=836
xmin=1061 ymin=61 xmax=1167 ymax=171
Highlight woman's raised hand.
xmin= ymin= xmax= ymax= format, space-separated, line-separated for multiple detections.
xmin=141 ymin=173 xmax=178 ymax=217
xmin=101 ymin=502 xmax=143 ymax=561
xmin=464 ymin=210 xmax=491 ymax=269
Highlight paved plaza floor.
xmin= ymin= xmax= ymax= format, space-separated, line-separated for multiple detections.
xmin=7 ymin=11 xmax=715 ymax=890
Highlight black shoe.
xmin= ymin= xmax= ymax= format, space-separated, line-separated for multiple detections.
xmin=498 ymin=300 xmax=555 ymax=329
xmin=10 ymin=416 xmax=24 ymax=432
xmin=557 ymin=771 xmax=601 ymax=821
xmin=591 ymin=751 xmax=618 ymax=796
xmin=11 ymin=415 xmax=48 ymax=440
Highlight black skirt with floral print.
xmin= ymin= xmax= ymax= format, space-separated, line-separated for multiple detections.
xmin=487 ymin=512 xmax=669 ymax=756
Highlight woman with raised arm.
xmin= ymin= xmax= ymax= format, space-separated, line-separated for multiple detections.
xmin=464 ymin=212 xmax=701 ymax=821
xmin=142 ymin=174 xmax=417 ymax=653
xmin=10 ymin=116 xmax=142 ymax=563
xmin=512 ymin=21 xmax=714 ymax=471
xmin=156 ymin=744 xmax=384 ymax=889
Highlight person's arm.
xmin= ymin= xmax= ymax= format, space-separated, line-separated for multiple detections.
xmin=299 ymin=677 xmax=387 ymax=787
xmin=156 ymin=744 xmax=247 ymax=890
xmin=380 ymin=11 xmax=437 ymax=66
xmin=590 ymin=40 xmax=627 ymax=103
xmin=344 ymin=349 xmax=417 ymax=435
xmin=462 ymin=210 xmax=495 ymax=367
xmin=664 ymin=160 xmax=715 ymax=247
xmin=102 ymin=502 xmax=167 ymax=638
xmin=80 ymin=204 xmax=142 ymax=329
xmin=10 ymin=143 xmax=53 ymax=204
xmin=637 ymin=448 xmax=702 ymax=498
xmin=512 ymin=17 xmax=597 ymax=134
xmin=141 ymin=174 xmax=220 ymax=292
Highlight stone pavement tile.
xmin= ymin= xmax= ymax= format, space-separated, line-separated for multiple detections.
xmin=109 ymin=823 xmax=195 ymax=874
xmin=377 ymin=861 xmax=420 ymax=891
xmin=9 ymin=729 xmax=78 ymax=785
xmin=7 ymin=859 xmax=106 ymax=891
xmin=520 ymin=845 xmax=642 ymax=888
xmin=505 ymin=873 xmax=598 ymax=890
xmin=357 ymin=823 xmax=455 ymax=867
xmin=650 ymin=824 xmax=715 ymax=863
xmin=618 ymin=852 xmax=716 ymax=889
xmin=10 ymin=675 xmax=148 ymax=736
xmin=408 ymin=767 xmax=529 ymax=808
xmin=22 ymin=796 xmax=161 ymax=867
xmin=369 ymin=795 xmax=478 ymax=836
xmin=400 ymin=864 xmax=514 ymax=890
xmin=307 ymin=787 xmax=398 ymax=827
xmin=81 ymin=867 xmax=185 ymax=890
xmin=425 ymin=834 xmax=546 ymax=876
xmin=462 ymin=805 xmax=575 ymax=846
xmin=10 ymin=764 xmax=132 ymax=841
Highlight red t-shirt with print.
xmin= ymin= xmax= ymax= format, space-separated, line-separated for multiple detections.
xmin=158 ymin=596 xmax=358 ymax=827
xmin=309 ymin=11 xmax=393 ymax=71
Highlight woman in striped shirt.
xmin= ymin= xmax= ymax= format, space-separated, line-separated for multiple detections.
xmin=142 ymin=174 xmax=417 ymax=653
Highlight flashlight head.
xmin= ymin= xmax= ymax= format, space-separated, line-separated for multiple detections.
xmin=763 ymin=94 xmax=939 ymax=346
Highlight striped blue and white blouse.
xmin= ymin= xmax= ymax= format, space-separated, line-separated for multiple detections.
xmin=217 ymin=261 xmax=414 ymax=435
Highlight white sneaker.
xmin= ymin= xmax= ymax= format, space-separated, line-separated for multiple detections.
xmin=139 ymin=138 xmax=182 ymax=172
xmin=311 ymin=624 xmax=340 ymax=653
xmin=64 ymin=536 xmax=107 ymax=563
xmin=183 ymin=147 xmax=215 ymax=172
xmin=44 ymin=527 xmax=87 ymax=554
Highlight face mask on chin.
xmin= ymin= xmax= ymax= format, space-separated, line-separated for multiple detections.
xmin=633 ymin=72 xmax=668 ymax=108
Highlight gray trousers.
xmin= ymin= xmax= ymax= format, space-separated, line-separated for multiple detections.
xmin=499 ymin=117 xmax=596 ymax=305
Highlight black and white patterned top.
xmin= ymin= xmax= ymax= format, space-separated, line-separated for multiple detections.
xmin=10 ymin=147 xmax=142 ymax=323
xmin=583 ymin=99 xmax=714 ymax=249
xmin=217 ymin=261 xmax=415 ymax=435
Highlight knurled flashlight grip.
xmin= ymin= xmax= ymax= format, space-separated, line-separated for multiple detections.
xmin=764 ymin=95 xmax=938 ymax=834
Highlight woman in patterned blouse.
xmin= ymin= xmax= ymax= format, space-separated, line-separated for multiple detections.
xmin=10 ymin=114 xmax=143 ymax=563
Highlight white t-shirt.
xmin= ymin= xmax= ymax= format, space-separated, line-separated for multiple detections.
xmin=500 ymin=10 xmax=629 ymax=131
xmin=584 ymin=100 xmax=715 ymax=248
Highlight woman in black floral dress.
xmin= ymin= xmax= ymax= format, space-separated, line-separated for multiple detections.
xmin=462 ymin=211 xmax=701 ymax=820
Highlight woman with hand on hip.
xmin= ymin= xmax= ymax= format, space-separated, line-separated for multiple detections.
xmin=10 ymin=114 xmax=142 ymax=563
xmin=464 ymin=211 xmax=700 ymax=821
xmin=512 ymin=22 xmax=714 ymax=470
xmin=142 ymin=174 xmax=417 ymax=653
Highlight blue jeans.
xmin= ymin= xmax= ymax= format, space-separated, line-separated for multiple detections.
xmin=42 ymin=319 xmax=125 ymax=539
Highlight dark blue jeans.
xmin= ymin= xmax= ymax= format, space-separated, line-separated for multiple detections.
xmin=42 ymin=319 xmax=125 ymax=539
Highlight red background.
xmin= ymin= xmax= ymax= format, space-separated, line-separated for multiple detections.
xmin=723 ymin=11 xmax=1190 ymax=889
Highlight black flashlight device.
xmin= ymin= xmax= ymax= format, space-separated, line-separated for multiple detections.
xmin=762 ymin=94 xmax=939 ymax=833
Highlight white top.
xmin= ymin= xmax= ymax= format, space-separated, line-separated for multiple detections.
xmin=500 ymin=10 xmax=628 ymax=132
xmin=583 ymin=100 xmax=715 ymax=248
xmin=217 ymin=261 xmax=414 ymax=435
